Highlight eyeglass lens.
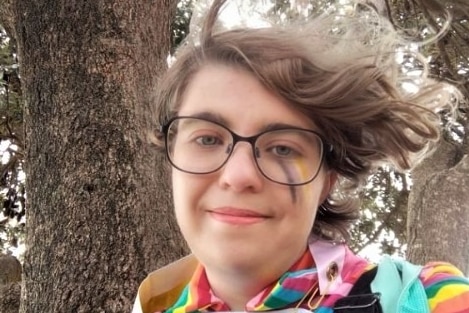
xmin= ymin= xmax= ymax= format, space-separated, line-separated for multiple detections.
xmin=165 ymin=117 xmax=324 ymax=185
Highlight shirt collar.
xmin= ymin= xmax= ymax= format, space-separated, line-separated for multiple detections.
xmin=308 ymin=237 xmax=371 ymax=296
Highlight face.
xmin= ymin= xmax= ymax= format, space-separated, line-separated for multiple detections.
xmin=172 ymin=64 xmax=335 ymax=280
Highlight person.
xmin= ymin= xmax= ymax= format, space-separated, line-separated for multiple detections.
xmin=133 ymin=0 xmax=469 ymax=312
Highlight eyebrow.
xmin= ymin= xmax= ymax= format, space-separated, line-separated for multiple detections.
xmin=261 ymin=122 xmax=311 ymax=132
xmin=185 ymin=112 xmax=230 ymax=126
xmin=182 ymin=111 xmax=313 ymax=133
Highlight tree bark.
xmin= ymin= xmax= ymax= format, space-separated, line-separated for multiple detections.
xmin=407 ymin=139 xmax=469 ymax=275
xmin=0 ymin=282 xmax=21 ymax=313
xmin=0 ymin=255 xmax=21 ymax=313
xmin=12 ymin=1 xmax=186 ymax=312
xmin=0 ymin=0 xmax=16 ymax=42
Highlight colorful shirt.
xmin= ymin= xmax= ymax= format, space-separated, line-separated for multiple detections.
xmin=161 ymin=238 xmax=375 ymax=313
xmin=133 ymin=239 xmax=469 ymax=313
xmin=420 ymin=262 xmax=469 ymax=313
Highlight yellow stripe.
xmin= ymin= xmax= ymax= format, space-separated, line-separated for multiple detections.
xmin=428 ymin=284 xmax=469 ymax=310
xmin=254 ymin=283 xmax=281 ymax=310
xmin=296 ymin=158 xmax=310 ymax=182
xmin=173 ymin=306 xmax=185 ymax=313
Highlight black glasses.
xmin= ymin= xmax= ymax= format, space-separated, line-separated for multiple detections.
xmin=160 ymin=116 xmax=332 ymax=186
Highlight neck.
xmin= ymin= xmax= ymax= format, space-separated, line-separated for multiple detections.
xmin=203 ymin=246 xmax=309 ymax=310
xmin=205 ymin=267 xmax=276 ymax=311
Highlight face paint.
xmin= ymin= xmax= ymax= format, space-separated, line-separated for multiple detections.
xmin=276 ymin=158 xmax=313 ymax=204
xmin=277 ymin=161 xmax=297 ymax=203
xmin=294 ymin=158 xmax=311 ymax=183
xmin=294 ymin=158 xmax=318 ymax=204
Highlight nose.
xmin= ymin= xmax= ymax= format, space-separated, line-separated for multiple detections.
xmin=218 ymin=142 xmax=264 ymax=192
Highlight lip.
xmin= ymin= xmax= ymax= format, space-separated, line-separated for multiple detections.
xmin=208 ymin=207 xmax=269 ymax=225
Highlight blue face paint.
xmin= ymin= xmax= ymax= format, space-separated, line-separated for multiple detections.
xmin=278 ymin=161 xmax=298 ymax=203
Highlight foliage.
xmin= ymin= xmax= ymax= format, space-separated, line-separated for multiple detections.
xmin=389 ymin=0 xmax=468 ymax=154
xmin=0 ymin=24 xmax=24 ymax=255
xmin=350 ymin=168 xmax=409 ymax=257
xmin=172 ymin=0 xmax=194 ymax=53
xmin=389 ymin=0 xmax=469 ymax=97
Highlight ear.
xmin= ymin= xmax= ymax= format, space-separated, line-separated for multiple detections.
xmin=319 ymin=170 xmax=337 ymax=204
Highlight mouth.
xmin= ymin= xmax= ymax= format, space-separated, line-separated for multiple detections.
xmin=207 ymin=207 xmax=269 ymax=225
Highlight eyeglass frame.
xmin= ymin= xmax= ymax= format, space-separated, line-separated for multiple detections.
xmin=159 ymin=116 xmax=334 ymax=186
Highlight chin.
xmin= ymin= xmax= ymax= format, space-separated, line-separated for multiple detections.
xmin=199 ymin=249 xmax=263 ymax=271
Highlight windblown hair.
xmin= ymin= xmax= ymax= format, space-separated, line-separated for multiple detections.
xmin=152 ymin=0 xmax=458 ymax=241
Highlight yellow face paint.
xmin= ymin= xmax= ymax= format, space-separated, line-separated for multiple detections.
xmin=275 ymin=157 xmax=311 ymax=203
xmin=294 ymin=158 xmax=311 ymax=183
xmin=293 ymin=158 xmax=316 ymax=205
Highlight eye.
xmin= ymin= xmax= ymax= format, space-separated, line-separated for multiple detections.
xmin=272 ymin=145 xmax=293 ymax=156
xmin=268 ymin=144 xmax=302 ymax=158
xmin=195 ymin=135 xmax=222 ymax=146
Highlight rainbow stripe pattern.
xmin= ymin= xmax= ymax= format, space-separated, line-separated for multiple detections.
xmin=420 ymin=262 xmax=469 ymax=313
xmin=158 ymin=248 xmax=469 ymax=313
xmin=163 ymin=250 xmax=318 ymax=313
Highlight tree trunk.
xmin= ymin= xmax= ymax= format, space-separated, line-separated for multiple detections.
xmin=0 ymin=283 xmax=21 ymax=313
xmin=0 ymin=255 xmax=21 ymax=313
xmin=12 ymin=1 xmax=186 ymax=312
xmin=407 ymin=139 xmax=469 ymax=275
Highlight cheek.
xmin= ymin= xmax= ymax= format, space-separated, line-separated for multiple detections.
xmin=171 ymin=171 xmax=208 ymax=215
xmin=171 ymin=172 xmax=199 ymax=240
xmin=297 ymin=185 xmax=318 ymax=207
xmin=172 ymin=171 xmax=194 ymax=218
xmin=293 ymin=181 xmax=327 ymax=220
xmin=171 ymin=171 xmax=183 ymax=206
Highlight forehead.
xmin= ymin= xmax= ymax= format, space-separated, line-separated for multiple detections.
xmin=178 ymin=64 xmax=317 ymax=134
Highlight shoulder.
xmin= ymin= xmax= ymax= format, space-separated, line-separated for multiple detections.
xmin=419 ymin=262 xmax=469 ymax=313
xmin=358 ymin=256 xmax=468 ymax=313
xmin=133 ymin=255 xmax=199 ymax=313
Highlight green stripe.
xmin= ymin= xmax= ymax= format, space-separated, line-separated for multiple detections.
xmin=425 ymin=278 xmax=469 ymax=298
xmin=166 ymin=286 xmax=190 ymax=313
